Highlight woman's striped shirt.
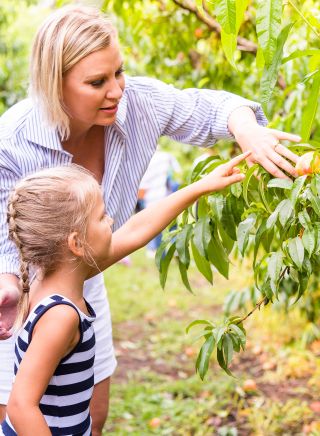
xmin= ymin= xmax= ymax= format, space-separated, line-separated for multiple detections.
xmin=0 ymin=75 xmax=267 ymax=276
xmin=1 ymin=294 xmax=96 ymax=436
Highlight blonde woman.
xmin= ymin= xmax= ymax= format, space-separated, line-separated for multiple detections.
xmin=0 ymin=5 xmax=300 ymax=434
xmin=1 ymin=158 xmax=248 ymax=435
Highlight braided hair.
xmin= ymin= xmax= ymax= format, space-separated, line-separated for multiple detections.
xmin=8 ymin=192 xmax=30 ymax=328
xmin=7 ymin=165 xmax=101 ymax=328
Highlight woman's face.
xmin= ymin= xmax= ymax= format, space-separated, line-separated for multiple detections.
xmin=62 ymin=38 xmax=125 ymax=131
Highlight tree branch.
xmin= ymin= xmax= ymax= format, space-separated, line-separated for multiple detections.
xmin=172 ymin=0 xmax=257 ymax=53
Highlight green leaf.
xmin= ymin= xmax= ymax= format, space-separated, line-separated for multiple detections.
xmin=196 ymin=334 xmax=215 ymax=380
xmin=282 ymin=49 xmax=320 ymax=64
xmin=301 ymin=70 xmax=320 ymax=141
xmin=307 ymin=189 xmax=320 ymax=216
xmin=229 ymin=323 xmax=246 ymax=350
xmin=261 ymin=23 xmax=293 ymax=111
xmin=267 ymin=178 xmax=293 ymax=189
xmin=254 ymin=221 xmax=268 ymax=266
xmin=223 ymin=333 xmax=234 ymax=366
xmin=158 ymin=243 xmax=176 ymax=289
xmin=237 ymin=214 xmax=256 ymax=256
xmin=231 ymin=182 xmax=242 ymax=198
xmin=178 ymin=259 xmax=193 ymax=293
xmin=191 ymin=241 xmax=213 ymax=284
xmin=268 ymin=251 xmax=283 ymax=297
xmin=243 ymin=164 xmax=259 ymax=206
xmin=302 ymin=229 xmax=316 ymax=257
xmin=175 ymin=224 xmax=193 ymax=267
xmin=221 ymin=29 xmax=237 ymax=70
xmin=215 ymin=0 xmax=236 ymax=34
xmin=217 ymin=345 xmax=233 ymax=376
xmin=290 ymin=175 xmax=308 ymax=207
xmin=256 ymin=0 xmax=282 ymax=66
xmin=186 ymin=319 xmax=213 ymax=334
xmin=288 ymin=237 xmax=305 ymax=270
xmin=207 ymin=230 xmax=230 ymax=279
xmin=298 ymin=209 xmax=312 ymax=230
xmin=193 ymin=217 xmax=212 ymax=257
xmin=278 ymin=199 xmax=294 ymax=227
xmin=294 ymin=272 xmax=309 ymax=303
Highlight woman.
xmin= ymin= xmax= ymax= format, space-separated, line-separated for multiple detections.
xmin=0 ymin=5 xmax=300 ymax=435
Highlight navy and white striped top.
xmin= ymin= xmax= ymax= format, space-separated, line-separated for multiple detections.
xmin=1 ymin=294 xmax=96 ymax=436
xmin=0 ymin=75 xmax=267 ymax=275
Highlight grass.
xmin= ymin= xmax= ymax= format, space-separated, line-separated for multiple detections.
xmin=103 ymin=249 xmax=320 ymax=435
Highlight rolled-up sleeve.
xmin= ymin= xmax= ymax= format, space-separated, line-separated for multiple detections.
xmin=149 ymin=78 xmax=267 ymax=147
xmin=0 ymin=165 xmax=20 ymax=275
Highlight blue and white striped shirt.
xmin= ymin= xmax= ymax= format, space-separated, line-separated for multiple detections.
xmin=1 ymin=294 xmax=96 ymax=436
xmin=0 ymin=75 xmax=267 ymax=275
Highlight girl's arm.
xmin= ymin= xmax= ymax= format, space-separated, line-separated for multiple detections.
xmin=7 ymin=305 xmax=79 ymax=435
xmin=102 ymin=152 xmax=250 ymax=268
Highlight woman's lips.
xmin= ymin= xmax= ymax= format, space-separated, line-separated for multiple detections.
xmin=99 ymin=104 xmax=118 ymax=115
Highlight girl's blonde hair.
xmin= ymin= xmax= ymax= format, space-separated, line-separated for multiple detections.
xmin=7 ymin=165 xmax=102 ymax=328
xmin=29 ymin=5 xmax=116 ymax=140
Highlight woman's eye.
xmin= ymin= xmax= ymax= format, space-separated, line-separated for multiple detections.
xmin=90 ymin=79 xmax=105 ymax=88
xmin=116 ymin=67 xmax=125 ymax=77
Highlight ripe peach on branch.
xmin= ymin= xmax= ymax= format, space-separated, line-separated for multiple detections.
xmin=295 ymin=151 xmax=320 ymax=176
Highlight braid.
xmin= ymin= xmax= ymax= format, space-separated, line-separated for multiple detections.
xmin=8 ymin=192 xmax=30 ymax=328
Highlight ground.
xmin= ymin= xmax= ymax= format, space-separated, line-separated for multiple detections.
xmin=103 ymin=250 xmax=320 ymax=435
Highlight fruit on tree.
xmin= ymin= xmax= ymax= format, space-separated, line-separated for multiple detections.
xmin=194 ymin=28 xmax=203 ymax=38
xmin=243 ymin=379 xmax=257 ymax=392
xmin=148 ymin=417 xmax=161 ymax=429
xmin=295 ymin=151 xmax=320 ymax=176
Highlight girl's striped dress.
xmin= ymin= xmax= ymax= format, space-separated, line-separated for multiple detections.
xmin=1 ymin=294 xmax=96 ymax=436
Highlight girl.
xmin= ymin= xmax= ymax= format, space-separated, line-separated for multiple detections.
xmin=1 ymin=153 xmax=248 ymax=435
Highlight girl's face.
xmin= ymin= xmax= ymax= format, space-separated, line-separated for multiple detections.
xmin=62 ymin=38 xmax=125 ymax=131
xmin=85 ymin=192 xmax=114 ymax=264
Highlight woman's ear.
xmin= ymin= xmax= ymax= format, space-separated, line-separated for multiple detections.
xmin=67 ymin=232 xmax=85 ymax=257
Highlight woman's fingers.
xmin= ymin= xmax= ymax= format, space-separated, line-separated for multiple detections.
xmin=267 ymin=148 xmax=298 ymax=177
xmin=269 ymin=129 xmax=301 ymax=142
xmin=275 ymin=143 xmax=299 ymax=164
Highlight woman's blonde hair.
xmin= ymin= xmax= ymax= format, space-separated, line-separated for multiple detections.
xmin=29 ymin=5 xmax=116 ymax=140
xmin=7 ymin=165 xmax=102 ymax=328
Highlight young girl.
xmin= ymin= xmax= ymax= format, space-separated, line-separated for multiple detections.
xmin=0 ymin=152 xmax=249 ymax=435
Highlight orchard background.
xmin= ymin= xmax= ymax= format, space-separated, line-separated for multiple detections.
xmin=1 ymin=0 xmax=320 ymax=434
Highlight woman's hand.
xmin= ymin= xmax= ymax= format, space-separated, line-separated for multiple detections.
xmin=228 ymin=107 xmax=301 ymax=179
xmin=0 ymin=281 xmax=20 ymax=339
xmin=197 ymin=151 xmax=251 ymax=194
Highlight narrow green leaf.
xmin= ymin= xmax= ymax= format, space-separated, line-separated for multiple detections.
xmin=186 ymin=319 xmax=213 ymax=334
xmin=158 ymin=243 xmax=176 ymax=289
xmin=288 ymin=237 xmax=305 ymax=270
xmin=193 ymin=217 xmax=212 ymax=257
xmin=256 ymin=0 xmax=282 ymax=66
xmin=298 ymin=209 xmax=312 ymax=230
xmin=237 ymin=214 xmax=256 ymax=255
xmin=215 ymin=0 xmax=236 ymax=34
xmin=302 ymin=229 xmax=316 ymax=257
xmin=196 ymin=335 xmax=215 ymax=380
xmin=243 ymin=164 xmax=259 ymax=206
xmin=207 ymin=235 xmax=230 ymax=279
xmin=191 ymin=241 xmax=213 ymax=284
xmin=223 ymin=334 xmax=234 ymax=366
xmin=301 ymin=70 xmax=320 ymax=141
xmin=260 ymin=23 xmax=293 ymax=111
xmin=217 ymin=346 xmax=233 ymax=376
xmin=290 ymin=175 xmax=307 ymax=207
xmin=267 ymin=178 xmax=293 ymax=189
xmin=178 ymin=259 xmax=193 ymax=293
xmin=175 ymin=224 xmax=193 ymax=267
xmin=278 ymin=199 xmax=294 ymax=227
xmin=229 ymin=323 xmax=246 ymax=349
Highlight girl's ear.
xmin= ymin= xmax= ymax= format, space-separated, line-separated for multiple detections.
xmin=68 ymin=232 xmax=85 ymax=257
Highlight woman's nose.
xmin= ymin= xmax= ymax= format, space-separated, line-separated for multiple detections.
xmin=106 ymin=79 xmax=123 ymax=101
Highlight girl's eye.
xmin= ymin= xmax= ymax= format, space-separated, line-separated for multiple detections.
xmin=90 ymin=79 xmax=105 ymax=88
